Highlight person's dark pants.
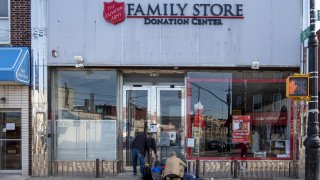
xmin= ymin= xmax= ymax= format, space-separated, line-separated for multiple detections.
xmin=132 ymin=148 xmax=145 ymax=175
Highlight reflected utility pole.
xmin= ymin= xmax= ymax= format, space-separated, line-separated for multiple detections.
xmin=191 ymin=82 xmax=231 ymax=150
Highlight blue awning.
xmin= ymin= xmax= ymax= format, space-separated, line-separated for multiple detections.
xmin=0 ymin=47 xmax=30 ymax=85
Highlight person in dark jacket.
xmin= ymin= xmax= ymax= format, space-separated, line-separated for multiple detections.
xmin=147 ymin=133 xmax=157 ymax=166
xmin=131 ymin=132 xmax=149 ymax=176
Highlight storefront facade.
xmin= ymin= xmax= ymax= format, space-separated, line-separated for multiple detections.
xmin=31 ymin=0 xmax=305 ymax=178
xmin=0 ymin=48 xmax=30 ymax=176
xmin=0 ymin=0 xmax=31 ymax=176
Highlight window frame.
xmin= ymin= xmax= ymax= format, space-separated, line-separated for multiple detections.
xmin=186 ymin=71 xmax=294 ymax=161
xmin=0 ymin=0 xmax=10 ymax=44
xmin=53 ymin=69 xmax=119 ymax=161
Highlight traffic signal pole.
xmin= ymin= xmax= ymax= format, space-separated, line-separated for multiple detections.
xmin=304 ymin=0 xmax=320 ymax=179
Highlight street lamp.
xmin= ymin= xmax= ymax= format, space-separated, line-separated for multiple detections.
xmin=304 ymin=0 xmax=320 ymax=179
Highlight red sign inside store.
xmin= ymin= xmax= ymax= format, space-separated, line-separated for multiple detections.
xmin=232 ymin=115 xmax=250 ymax=143
xmin=248 ymin=112 xmax=287 ymax=125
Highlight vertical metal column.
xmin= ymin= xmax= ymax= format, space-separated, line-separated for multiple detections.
xmin=304 ymin=0 xmax=320 ymax=179
xmin=96 ymin=159 xmax=100 ymax=178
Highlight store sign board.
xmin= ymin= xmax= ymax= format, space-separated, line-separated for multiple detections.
xmin=232 ymin=115 xmax=250 ymax=143
xmin=103 ymin=1 xmax=126 ymax=24
xmin=103 ymin=0 xmax=244 ymax=26
xmin=0 ymin=47 xmax=30 ymax=85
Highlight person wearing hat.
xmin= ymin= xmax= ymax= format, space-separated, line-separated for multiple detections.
xmin=163 ymin=151 xmax=186 ymax=180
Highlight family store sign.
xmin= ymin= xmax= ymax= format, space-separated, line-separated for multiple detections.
xmin=103 ymin=0 xmax=244 ymax=25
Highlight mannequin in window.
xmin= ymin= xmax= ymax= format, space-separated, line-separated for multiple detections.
xmin=279 ymin=105 xmax=288 ymax=139
xmin=266 ymin=124 xmax=271 ymax=140
xmin=240 ymin=143 xmax=248 ymax=157
xmin=252 ymin=131 xmax=260 ymax=153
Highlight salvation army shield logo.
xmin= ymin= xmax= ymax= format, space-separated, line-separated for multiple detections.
xmin=103 ymin=0 xmax=125 ymax=25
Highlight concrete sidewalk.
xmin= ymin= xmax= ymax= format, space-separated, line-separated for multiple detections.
xmin=0 ymin=172 xmax=305 ymax=180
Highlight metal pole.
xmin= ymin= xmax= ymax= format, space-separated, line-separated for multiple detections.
xmin=195 ymin=159 xmax=200 ymax=178
xmin=96 ymin=158 xmax=100 ymax=178
xmin=304 ymin=0 xmax=320 ymax=179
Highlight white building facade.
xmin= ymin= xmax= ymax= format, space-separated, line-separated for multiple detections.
xmin=31 ymin=0 xmax=306 ymax=178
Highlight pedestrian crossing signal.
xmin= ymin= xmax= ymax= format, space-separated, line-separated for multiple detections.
xmin=286 ymin=74 xmax=309 ymax=100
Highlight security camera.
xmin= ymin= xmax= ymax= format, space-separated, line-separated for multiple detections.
xmin=74 ymin=56 xmax=84 ymax=63
xmin=75 ymin=63 xmax=84 ymax=68
xmin=0 ymin=97 xmax=6 ymax=103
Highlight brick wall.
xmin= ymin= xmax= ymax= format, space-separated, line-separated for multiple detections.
xmin=10 ymin=0 xmax=31 ymax=47
xmin=9 ymin=0 xmax=31 ymax=176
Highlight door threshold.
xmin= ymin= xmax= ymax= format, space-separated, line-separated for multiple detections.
xmin=0 ymin=170 xmax=22 ymax=174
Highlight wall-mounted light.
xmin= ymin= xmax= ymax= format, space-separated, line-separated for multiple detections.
xmin=74 ymin=56 xmax=85 ymax=68
xmin=0 ymin=97 xmax=6 ymax=104
xmin=52 ymin=49 xmax=58 ymax=57
xmin=251 ymin=61 xmax=260 ymax=70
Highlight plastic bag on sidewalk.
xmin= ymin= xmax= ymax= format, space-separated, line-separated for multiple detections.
xmin=151 ymin=172 xmax=162 ymax=180
xmin=183 ymin=172 xmax=196 ymax=180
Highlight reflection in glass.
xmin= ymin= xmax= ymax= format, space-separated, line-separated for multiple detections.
xmin=55 ymin=70 xmax=117 ymax=160
xmin=56 ymin=120 xmax=116 ymax=160
xmin=0 ymin=20 xmax=9 ymax=42
xmin=126 ymin=90 xmax=148 ymax=134
xmin=160 ymin=90 xmax=182 ymax=130
xmin=159 ymin=90 xmax=184 ymax=164
xmin=56 ymin=71 xmax=117 ymax=121
xmin=124 ymin=90 xmax=148 ymax=166
xmin=0 ymin=0 xmax=9 ymax=17
xmin=187 ymin=71 xmax=293 ymax=159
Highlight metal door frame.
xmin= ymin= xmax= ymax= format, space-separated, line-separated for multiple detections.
xmin=0 ymin=109 xmax=22 ymax=173
xmin=122 ymin=85 xmax=186 ymax=169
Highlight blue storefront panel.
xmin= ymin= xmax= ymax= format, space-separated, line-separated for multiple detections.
xmin=0 ymin=47 xmax=30 ymax=85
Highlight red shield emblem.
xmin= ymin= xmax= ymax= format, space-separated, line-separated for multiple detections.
xmin=103 ymin=0 xmax=125 ymax=25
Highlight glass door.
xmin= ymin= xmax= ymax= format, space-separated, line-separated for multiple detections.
xmin=156 ymin=87 xmax=185 ymax=165
xmin=122 ymin=85 xmax=186 ymax=168
xmin=0 ymin=111 xmax=21 ymax=171
xmin=123 ymin=86 xmax=151 ymax=166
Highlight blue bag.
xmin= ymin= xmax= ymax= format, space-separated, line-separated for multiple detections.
xmin=151 ymin=167 xmax=162 ymax=173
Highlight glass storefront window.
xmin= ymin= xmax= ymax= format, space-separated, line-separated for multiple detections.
xmin=54 ymin=70 xmax=117 ymax=160
xmin=187 ymin=71 xmax=293 ymax=159
xmin=0 ymin=0 xmax=10 ymax=44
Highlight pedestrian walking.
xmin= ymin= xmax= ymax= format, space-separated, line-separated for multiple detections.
xmin=131 ymin=131 xmax=149 ymax=177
